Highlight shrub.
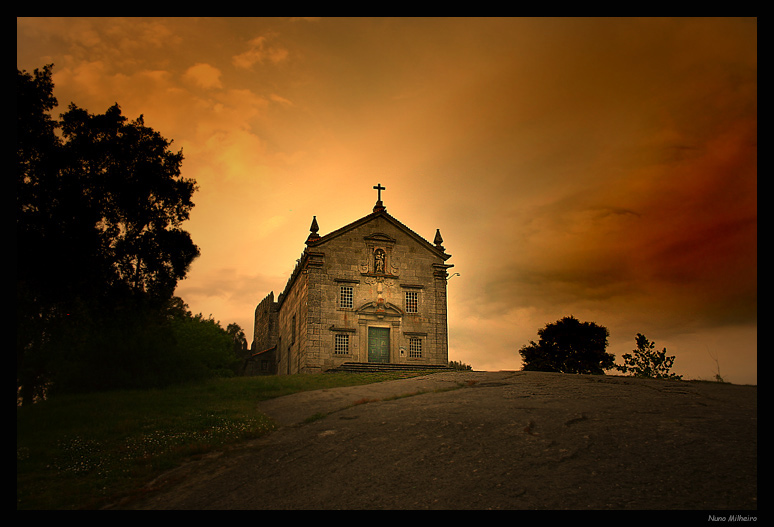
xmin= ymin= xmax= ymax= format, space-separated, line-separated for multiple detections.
xmin=617 ymin=333 xmax=682 ymax=380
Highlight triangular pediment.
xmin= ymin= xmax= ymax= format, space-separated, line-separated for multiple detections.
xmin=306 ymin=209 xmax=451 ymax=261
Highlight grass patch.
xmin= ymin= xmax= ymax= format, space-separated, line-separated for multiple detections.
xmin=17 ymin=371 xmax=429 ymax=510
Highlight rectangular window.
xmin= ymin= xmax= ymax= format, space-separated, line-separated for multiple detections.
xmin=334 ymin=334 xmax=349 ymax=354
xmin=340 ymin=286 xmax=353 ymax=309
xmin=405 ymin=291 xmax=418 ymax=313
xmin=409 ymin=337 xmax=422 ymax=358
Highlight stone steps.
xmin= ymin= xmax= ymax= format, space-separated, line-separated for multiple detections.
xmin=327 ymin=362 xmax=453 ymax=373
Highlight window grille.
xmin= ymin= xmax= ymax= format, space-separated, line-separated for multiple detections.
xmin=340 ymin=286 xmax=353 ymax=309
xmin=405 ymin=291 xmax=418 ymax=313
xmin=335 ymin=334 xmax=349 ymax=354
xmin=409 ymin=337 xmax=422 ymax=358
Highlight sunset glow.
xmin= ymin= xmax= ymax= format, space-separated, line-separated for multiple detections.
xmin=17 ymin=17 xmax=757 ymax=384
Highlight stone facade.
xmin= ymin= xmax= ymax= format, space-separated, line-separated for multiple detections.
xmin=249 ymin=188 xmax=453 ymax=375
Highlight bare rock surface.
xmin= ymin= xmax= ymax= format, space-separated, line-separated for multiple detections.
xmin=112 ymin=371 xmax=757 ymax=510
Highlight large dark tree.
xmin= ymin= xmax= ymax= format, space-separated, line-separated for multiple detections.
xmin=17 ymin=64 xmax=62 ymax=403
xmin=17 ymin=65 xmax=200 ymax=402
xmin=519 ymin=316 xmax=615 ymax=374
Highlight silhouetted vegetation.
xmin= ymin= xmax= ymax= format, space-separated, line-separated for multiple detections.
xmin=448 ymin=360 xmax=473 ymax=371
xmin=518 ymin=316 xmax=615 ymax=374
xmin=616 ymin=333 xmax=682 ymax=380
xmin=17 ymin=64 xmax=236 ymax=402
xmin=227 ymin=322 xmax=249 ymax=360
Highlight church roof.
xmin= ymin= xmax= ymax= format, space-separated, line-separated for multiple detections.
xmin=305 ymin=208 xmax=452 ymax=262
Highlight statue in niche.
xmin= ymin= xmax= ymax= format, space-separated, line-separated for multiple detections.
xmin=374 ymin=249 xmax=386 ymax=274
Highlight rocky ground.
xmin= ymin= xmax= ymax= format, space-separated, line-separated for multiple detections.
xmin=110 ymin=370 xmax=757 ymax=511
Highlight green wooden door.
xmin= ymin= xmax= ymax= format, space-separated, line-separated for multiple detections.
xmin=368 ymin=327 xmax=390 ymax=363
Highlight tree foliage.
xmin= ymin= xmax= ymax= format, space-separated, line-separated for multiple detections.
xmin=55 ymin=100 xmax=198 ymax=300
xmin=227 ymin=323 xmax=249 ymax=360
xmin=519 ymin=316 xmax=615 ymax=374
xmin=617 ymin=333 xmax=682 ymax=380
xmin=170 ymin=307 xmax=242 ymax=381
xmin=448 ymin=360 xmax=473 ymax=371
xmin=17 ymin=65 xmax=205 ymax=402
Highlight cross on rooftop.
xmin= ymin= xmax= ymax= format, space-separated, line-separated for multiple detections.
xmin=372 ymin=183 xmax=386 ymax=213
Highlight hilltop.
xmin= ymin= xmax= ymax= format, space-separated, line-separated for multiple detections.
xmin=113 ymin=370 xmax=757 ymax=510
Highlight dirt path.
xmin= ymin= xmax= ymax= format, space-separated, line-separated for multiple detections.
xmin=111 ymin=371 xmax=757 ymax=510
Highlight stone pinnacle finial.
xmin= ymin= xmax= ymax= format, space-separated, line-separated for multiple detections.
xmin=306 ymin=216 xmax=320 ymax=244
xmin=434 ymin=229 xmax=444 ymax=251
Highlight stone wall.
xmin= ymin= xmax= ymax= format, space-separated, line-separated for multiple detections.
xmin=242 ymin=292 xmax=279 ymax=375
xmin=252 ymin=291 xmax=278 ymax=353
xmin=276 ymin=261 xmax=311 ymax=375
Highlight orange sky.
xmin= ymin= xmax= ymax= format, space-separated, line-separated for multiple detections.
xmin=17 ymin=17 xmax=757 ymax=384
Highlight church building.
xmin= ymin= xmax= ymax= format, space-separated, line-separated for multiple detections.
xmin=247 ymin=185 xmax=453 ymax=375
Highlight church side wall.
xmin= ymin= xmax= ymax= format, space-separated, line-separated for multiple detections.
xmin=276 ymin=271 xmax=309 ymax=375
